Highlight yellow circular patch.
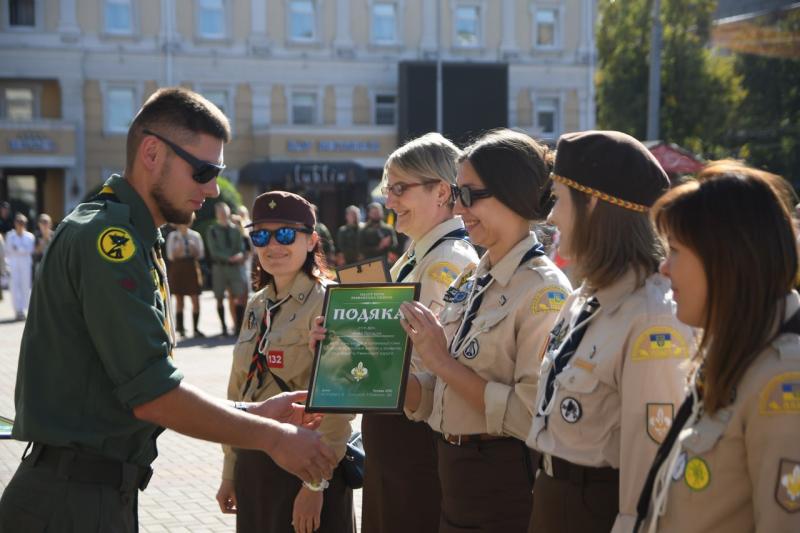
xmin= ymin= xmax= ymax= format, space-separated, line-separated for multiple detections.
xmin=97 ymin=227 xmax=137 ymax=263
xmin=531 ymin=286 xmax=568 ymax=314
xmin=631 ymin=326 xmax=689 ymax=361
xmin=427 ymin=262 xmax=460 ymax=286
xmin=684 ymin=457 xmax=711 ymax=491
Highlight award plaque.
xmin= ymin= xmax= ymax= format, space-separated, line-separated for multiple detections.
xmin=307 ymin=283 xmax=420 ymax=413
xmin=336 ymin=257 xmax=391 ymax=284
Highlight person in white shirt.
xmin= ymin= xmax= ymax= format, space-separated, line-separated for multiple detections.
xmin=6 ymin=213 xmax=35 ymax=319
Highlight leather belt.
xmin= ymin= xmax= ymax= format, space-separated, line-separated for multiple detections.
xmin=541 ymin=453 xmax=619 ymax=483
xmin=441 ymin=432 xmax=509 ymax=446
xmin=24 ymin=443 xmax=153 ymax=491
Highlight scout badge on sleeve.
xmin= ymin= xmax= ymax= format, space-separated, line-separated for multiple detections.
xmin=776 ymin=459 xmax=800 ymax=512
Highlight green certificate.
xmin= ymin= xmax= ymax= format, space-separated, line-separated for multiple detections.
xmin=307 ymin=283 xmax=420 ymax=413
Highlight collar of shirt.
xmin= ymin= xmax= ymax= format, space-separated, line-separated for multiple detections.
xmin=476 ymin=231 xmax=540 ymax=288
xmin=106 ymin=174 xmax=162 ymax=250
xmin=264 ymin=271 xmax=316 ymax=304
xmin=579 ymin=268 xmax=641 ymax=315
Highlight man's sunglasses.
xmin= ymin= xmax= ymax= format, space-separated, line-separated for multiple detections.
xmin=143 ymin=129 xmax=225 ymax=184
xmin=451 ymin=184 xmax=493 ymax=207
xmin=250 ymin=227 xmax=313 ymax=247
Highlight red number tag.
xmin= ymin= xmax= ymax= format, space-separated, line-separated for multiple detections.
xmin=267 ymin=350 xmax=284 ymax=368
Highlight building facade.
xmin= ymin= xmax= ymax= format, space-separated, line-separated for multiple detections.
xmin=0 ymin=0 xmax=596 ymax=227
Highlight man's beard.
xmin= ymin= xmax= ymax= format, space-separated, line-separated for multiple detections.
xmin=152 ymin=164 xmax=193 ymax=225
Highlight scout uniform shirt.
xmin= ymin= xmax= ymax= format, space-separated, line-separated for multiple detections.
xmin=358 ymin=219 xmax=397 ymax=260
xmin=222 ymin=272 xmax=353 ymax=481
xmin=390 ymin=217 xmax=479 ymax=375
xmin=12 ymin=174 xmax=181 ymax=467
xmin=640 ymin=291 xmax=800 ymax=533
xmin=527 ymin=270 xmax=692 ymax=533
xmin=206 ymin=220 xmax=243 ymax=263
xmin=409 ymin=232 xmax=572 ymax=440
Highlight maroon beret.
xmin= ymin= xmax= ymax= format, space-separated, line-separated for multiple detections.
xmin=248 ymin=191 xmax=315 ymax=228
xmin=553 ymin=130 xmax=669 ymax=211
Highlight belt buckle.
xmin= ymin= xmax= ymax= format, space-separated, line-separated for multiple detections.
xmin=543 ymin=453 xmax=554 ymax=477
xmin=444 ymin=433 xmax=462 ymax=446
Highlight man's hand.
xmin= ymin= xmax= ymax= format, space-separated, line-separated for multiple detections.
xmin=292 ymin=486 xmax=324 ymax=533
xmin=268 ymin=424 xmax=337 ymax=484
xmin=216 ymin=479 xmax=237 ymax=514
xmin=250 ymin=391 xmax=323 ymax=430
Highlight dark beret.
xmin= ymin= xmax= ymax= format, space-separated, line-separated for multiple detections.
xmin=553 ymin=130 xmax=669 ymax=211
xmin=249 ymin=191 xmax=315 ymax=228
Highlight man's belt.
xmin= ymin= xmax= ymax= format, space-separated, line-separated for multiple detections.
xmin=541 ymin=453 xmax=619 ymax=483
xmin=24 ymin=443 xmax=153 ymax=491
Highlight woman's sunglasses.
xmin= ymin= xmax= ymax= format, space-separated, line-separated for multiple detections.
xmin=143 ymin=129 xmax=226 ymax=184
xmin=450 ymin=184 xmax=492 ymax=207
xmin=250 ymin=227 xmax=313 ymax=247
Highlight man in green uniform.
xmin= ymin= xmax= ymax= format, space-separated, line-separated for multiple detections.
xmin=206 ymin=202 xmax=247 ymax=336
xmin=336 ymin=204 xmax=362 ymax=266
xmin=358 ymin=202 xmax=397 ymax=262
xmin=0 ymin=88 xmax=337 ymax=532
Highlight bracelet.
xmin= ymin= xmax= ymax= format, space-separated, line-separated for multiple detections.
xmin=303 ymin=479 xmax=329 ymax=492
xmin=233 ymin=402 xmax=249 ymax=412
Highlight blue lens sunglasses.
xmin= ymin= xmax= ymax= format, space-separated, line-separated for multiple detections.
xmin=250 ymin=227 xmax=313 ymax=247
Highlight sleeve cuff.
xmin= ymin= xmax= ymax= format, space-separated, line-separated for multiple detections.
xmin=113 ymin=355 xmax=184 ymax=409
xmin=484 ymin=381 xmax=512 ymax=436
xmin=405 ymin=371 xmax=436 ymax=421
xmin=318 ymin=413 xmax=355 ymax=463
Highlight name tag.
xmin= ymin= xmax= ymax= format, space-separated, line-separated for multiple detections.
xmin=267 ymin=350 xmax=284 ymax=368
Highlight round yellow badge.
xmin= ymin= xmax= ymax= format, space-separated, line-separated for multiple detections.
xmin=531 ymin=285 xmax=568 ymax=314
xmin=684 ymin=457 xmax=711 ymax=491
xmin=97 ymin=227 xmax=137 ymax=263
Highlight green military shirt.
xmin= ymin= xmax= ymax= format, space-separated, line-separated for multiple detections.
xmin=336 ymin=223 xmax=361 ymax=264
xmin=12 ymin=174 xmax=183 ymax=467
xmin=206 ymin=221 xmax=243 ymax=263
xmin=358 ymin=220 xmax=397 ymax=260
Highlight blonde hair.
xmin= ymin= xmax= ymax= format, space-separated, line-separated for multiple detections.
xmin=382 ymin=132 xmax=462 ymax=187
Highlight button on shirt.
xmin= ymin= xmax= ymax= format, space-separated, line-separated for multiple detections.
xmin=410 ymin=232 xmax=572 ymax=440
xmin=527 ymin=270 xmax=693 ymax=533
xmin=643 ymin=291 xmax=800 ymax=533
xmin=390 ymin=217 xmax=479 ymax=375
xmin=11 ymin=174 xmax=182 ymax=467
xmin=222 ymin=272 xmax=353 ymax=481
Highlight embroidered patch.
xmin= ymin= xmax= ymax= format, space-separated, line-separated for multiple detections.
xmin=540 ymin=318 xmax=567 ymax=361
xmin=444 ymin=286 xmax=469 ymax=304
xmin=97 ymin=227 xmax=136 ymax=263
xmin=246 ymin=310 xmax=257 ymax=330
xmin=266 ymin=350 xmax=284 ymax=369
xmin=560 ymin=397 xmax=582 ymax=423
xmin=647 ymin=403 xmax=674 ymax=444
xmin=759 ymin=372 xmax=800 ymax=415
xmin=463 ymin=338 xmax=480 ymax=359
xmin=531 ymin=286 xmax=568 ymax=314
xmin=672 ymin=451 xmax=687 ymax=482
xmin=428 ymin=262 xmax=460 ymax=286
xmin=684 ymin=457 xmax=711 ymax=491
xmin=776 ymin=459 xmax=800 ymax=513
xmin=631 ymin=326 xmax=689 ymax=361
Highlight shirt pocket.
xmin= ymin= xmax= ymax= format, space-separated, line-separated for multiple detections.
xmin=556 ymin=366 xmax=601 ymax=396
xmin=471 ymin=307 xmax=510 ymax=335
xmin=679 ymin=409 xmax=732 ymax=455
xmin=268 ymin=328 xmax=313 ymax=385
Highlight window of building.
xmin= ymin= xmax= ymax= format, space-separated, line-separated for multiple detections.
xmin=104 ymin=0 xmax=133 ymax=34
xmin=374 ymin=94 xmax=396 ymax=125
xmin=534 ymin=7 xmax=559 ymax=48
xmin=8 ymin=0 xmax=35 ymax=27
xmin=535 ymin=96 xmax=560 ymax=139
xmin=372 ymin=2 xmax=397 ymax=44
xmin=454 ymin=5 xmax=480 ymax=47
xmin=289 ymin=0 xmax=316 ymax=42
xmin=291 ymin=91 xmax=317 ymax=125
xmin=106 ymin=87 xmax=136 ymax=133
xmin=2 ymin=88 xmax=35 ymax=121
xmin=198 ymin=0 xmax=225 ymax=39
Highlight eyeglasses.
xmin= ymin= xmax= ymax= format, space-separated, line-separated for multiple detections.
xmin=143 ymin=129 xmax=226 ymax=184
xmin=451 ymin=184 xmax=493 ymax=207
xmin=250 ymin=227 xmax=313 ymax=247
xmin=381 ymin=179 xmax=440 ymax=198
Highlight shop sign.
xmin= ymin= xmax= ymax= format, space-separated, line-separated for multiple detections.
xmin=287 ymin=139 xmax=381 ymax=154
xmin=291 ymin=164 xmax=351 ymax=186
xmin=7 ymin=132 xmax=56 ymax=153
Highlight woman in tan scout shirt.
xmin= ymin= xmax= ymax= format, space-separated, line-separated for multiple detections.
xmin=400 ymin=129 xmax=571 ymax=532
xmin=216 ymin=191 xmax=354 ymax=533
xmin=526 ymin=131 xmax=692 ymax=533
xmin=362 ymin=132 xmax=479 ymax=533
xmin=636 ymin=161 xmax=800 ymax=533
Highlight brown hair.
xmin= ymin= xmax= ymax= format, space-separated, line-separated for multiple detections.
xmin=251 ymin=239 xmax=332 ymax=291
xmin=652 ymin=160 xmax=798 ymax=413
xmin=459 ymin=129 xmax=554 ymax=220
xmin=125 ymin=87 xmax=231 ymax=174
xmin=568 ymin=187 xmax=664 ymax=288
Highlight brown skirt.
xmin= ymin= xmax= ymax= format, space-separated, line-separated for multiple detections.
xmin=167 ymin=257 xmax=202 ymax=295
xmin=361 ymin=414 xmax=441 ymax=533
xmin=437 ymin=437 xmax=536 ymax=533
xmin=233 ymin=448 xmax=355 ymax=533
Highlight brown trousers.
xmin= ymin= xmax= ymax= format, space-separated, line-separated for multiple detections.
xmin=528 ymin=460 xmax=619 ymax=533
xmin=437 ymin=437 xmax=536 ymax=533
xmin=360 ymin=414 xmax=441 ymax=533
xmin=233 ymin=449 xmax=355 ymax=533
